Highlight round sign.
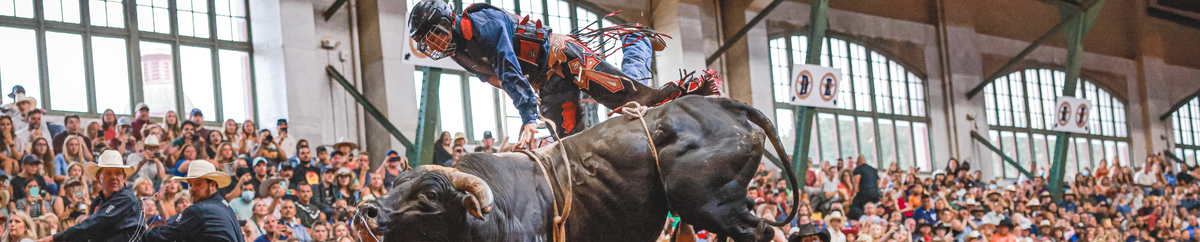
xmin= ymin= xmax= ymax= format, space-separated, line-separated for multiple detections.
xmin=1056 ymin=102 xmax=1071 ymax=127
xmin=820 ymin=73 xmax=838 ymax=102
xmin=1075 ymin=103 xmax=1090 ymax=128
xmin=794 ymin=71 xmax=814 ymax=100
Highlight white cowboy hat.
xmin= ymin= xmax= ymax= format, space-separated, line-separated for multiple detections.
xmin=334 ymin=137 xmax=357 ymax=151
xmin=84 ymin=150 xmax=135 ymax=180
xmin=1027 ymin=199 xmax=1041 ymax=207
xmin=13 ymin=93 xmax=36 ymax=108
xmin=143 ymin=134 xmax=161 ymax=147
xmin=172 ymin=159 xmax=232 ymax=187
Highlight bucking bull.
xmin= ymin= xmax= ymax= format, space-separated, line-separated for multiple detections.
xmin=354 ymin=96 xmax=801 ymax=242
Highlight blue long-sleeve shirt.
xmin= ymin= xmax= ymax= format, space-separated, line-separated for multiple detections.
xmin=459 ymin=7 xmax=540 ymax=124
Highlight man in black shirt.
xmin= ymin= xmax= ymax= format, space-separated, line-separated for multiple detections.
xmin=293 ymin=184 xmax=324 ymax=227
xmin=290 ymin=147 xmax=321 ymax=188
xmin=849 ymin=155 xmax=880 ymax=219
xmin=12 ymin=155 xmax=47 ymax=200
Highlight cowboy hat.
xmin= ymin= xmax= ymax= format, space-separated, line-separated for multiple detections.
xmin=1038 ymin=220 xmax=1053 ymax=230
xmin=172 ymin=159 xmax=232 ymax=187
xmin=1026 ymin=199 xmax=1042 ymax=207
xmin=1039 ymin=191 xmax=1052 ymax=198
xmin=13 ymin=93 xmax=36 ymax=108
xmin=84 ymin=150 xmax=135 ymax=180
xmin=258 ymin=176 xmax=288 ymax=198
xmin=333 ymin=137 xmax=357 ymax=151
xmin=825 ymin=210 xmax=846 ymax=225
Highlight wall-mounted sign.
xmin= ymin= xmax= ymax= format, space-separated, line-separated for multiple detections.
xmin=789 ymin=64 xmax=840 ymax=109
xmin=1052 ymin=96 xmax=1092 ymax=134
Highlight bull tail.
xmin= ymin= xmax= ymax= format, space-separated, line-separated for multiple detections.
xmin=719 ymin=98 xmax=801 ymax=227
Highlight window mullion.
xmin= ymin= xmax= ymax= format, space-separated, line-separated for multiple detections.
xmin=128 ymin=0 xmax=144 ymax=107
xmin=461 ymin=76 xmax=475 ymax=142
xmin=209 ymin=0 xmax=223 ymax=121
xmin=36 ymin=0 xmax=51 ymax=111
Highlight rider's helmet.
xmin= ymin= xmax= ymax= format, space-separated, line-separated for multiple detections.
xmin=409 ymin=0 xmax=458 ymax=60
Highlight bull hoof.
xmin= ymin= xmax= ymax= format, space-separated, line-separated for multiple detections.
xmin=752 ymin=222 xmax=775 ymax=242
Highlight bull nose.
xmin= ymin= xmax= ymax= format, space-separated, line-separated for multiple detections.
xmin=360 ymin=203 xmax=380 ymax=219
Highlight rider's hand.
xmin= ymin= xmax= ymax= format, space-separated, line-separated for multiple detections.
xmin=514 ymin=121 xmax=538 ymax=150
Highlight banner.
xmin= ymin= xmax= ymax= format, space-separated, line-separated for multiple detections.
xmin=1052 ymin=96 xmax=1092 ymax=134
xmin=789 ymin=64 xmax=841 ymax=109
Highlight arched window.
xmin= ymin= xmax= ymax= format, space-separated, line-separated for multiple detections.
xmin=1171 ymin=98 xmax=1200 ymax=167
xmin=769 ymin=36 xmax=932 ymax=171
xmin=983 ymin=69 xmax=1129 ymax=179
xmin=408 ymin=0 xmax=621 ymax=143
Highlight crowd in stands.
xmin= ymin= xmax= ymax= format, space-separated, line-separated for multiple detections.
xmin=725 ymin=153 xmax=1193 ymax=242
xmin=0 ymin=86 xmax=503 ymax=242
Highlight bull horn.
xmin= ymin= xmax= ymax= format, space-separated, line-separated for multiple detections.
xmin=449 ymin=171 xmax=494 ymax=220
xmin=420 ymin=165 xmax=495 ymax=220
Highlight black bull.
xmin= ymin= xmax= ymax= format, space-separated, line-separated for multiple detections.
xmin=356 ymin=96 xmax=801 ymax=242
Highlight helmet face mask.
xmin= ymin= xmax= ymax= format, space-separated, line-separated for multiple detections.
xmin=414 ymin=20 xmax=456 ymax=60
xmin=409 ymin=0 xmax=457 ymax=60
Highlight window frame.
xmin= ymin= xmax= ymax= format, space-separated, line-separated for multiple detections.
xmin=982 ymin=68 xmax=1132 ymax=179
xmin=0 ymin=0 xmax=256 ymax=125
xmin=1172 ymin=98 xmax=1200 ymax=168
xmin=768 ymin=34 xmax=935 ymax=171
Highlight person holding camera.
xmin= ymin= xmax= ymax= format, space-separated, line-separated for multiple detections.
xmin=254 ymin=129 xmax=285 ymax=165
xmin=167 ymin=121 xmax=206 ymax=159
xmin=53 ymin=178 xmax=90 ymax=220
xmin=126 ymin=134 xmax=167 ymax=185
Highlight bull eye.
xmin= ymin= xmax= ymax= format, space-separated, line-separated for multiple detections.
xmin=422 ymin=190 xmax=438 ymax=201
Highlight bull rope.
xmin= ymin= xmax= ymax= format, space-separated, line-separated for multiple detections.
xmin=518 ymin=113 xmax=575 ymax=242
xmin=617 ymin=101 xmax=678 ymax=230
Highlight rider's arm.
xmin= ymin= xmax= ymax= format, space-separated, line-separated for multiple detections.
xmin=476 ymin=13 xmax=538 ymax=125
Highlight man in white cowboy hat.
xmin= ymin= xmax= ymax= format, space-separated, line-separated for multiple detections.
xmin=39 ymin=150 xmax=143 ymax=242
xmin=823 ymin=210 xmax=847 ymax=242
xmin=142 ymin=159 xmax=244 ymax=242
xmin=127 ymin=134 xmax=168 ymax=184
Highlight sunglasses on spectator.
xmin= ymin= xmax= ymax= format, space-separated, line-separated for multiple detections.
xmin=454 ymin=149 xmax=465 ymax=153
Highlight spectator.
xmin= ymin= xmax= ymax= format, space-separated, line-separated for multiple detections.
xmin=850 ymin=155 xmax=881 ymax=219
xmin=127 ymin=134 xmax=167 ymax=185
xmin=128 ymin=103 xmax=152 ymax=140
xmin=15 ymin=109 xmax=50 ymax=153
xmin=223 ymin=119 xmax=241 ymax=152
xmin=328 ymin=151 xmax=347 ymax=171
xmin=84 ymin=121 xmax=102 ymax=151
xmin=133 ymin=177 xmax=154 ymax=198
xmin=12 ymin=155 xmax=47 ymax=201
xmin=474 ymin=131 xmax=497 ymax=153
xmin=453 ymin=132 xmax=466 ymax=147
xmin=142 ymin=198 xmax=163 ymax=226
xmin=188 ymin=109 xmax=211 ymax=142
xmin=13 ymin=179 xmax=51 ymax=217
xmin=5 ymin=86 xmax=35 ymax=129
xmin=214 ymin=142 xmax=238 ymax=169
xmin=51 ymin=115 xmax=91 ymax=157
xmin=96 ymin=109 xmax=116 ymax=140
xmin=293 ymin=184 xmax=323 ymax=228
xmin=333 ymin=168 xmax=359 ymax=206
xmin=159 ymin=110 xmax=180 ymax=145
xmin=239 ymin=120 xmax=258 ymax=156
xmin=381 ymin=156 xmax=407 ymax=190
xmin=168 ymin=121 xmax=201 ymax=157
xmin=54 ymin=135 xmax=91 ymax=179
xmin=276 ymin=119 xmax=296 ymax=160
xmin=278 ymin=201 xmax=311 ymax=242
xmin=445 ymin=145 xmax=465 ymax=167
xmin=363 ymin=173 xmax=385 ymax=201
xmin=206 ymin=131 xmax=224 ymax=158
xmin=29 ymin=138 xmax=54 ymax=181
xmin=255 ymin=129 xmax=283 ymax=164
xmin=51 ymin=178 xmax=87 ymax=220
xmin=313 ymin=146 xmax=329 ymax=170
xmin=311 ymin=168 xmax=337 ymax=215
xmin=255 ymin=215 xmax=287 ymax=242
xmin=331 ymin=222 xmax=349 ymax=238
xmin=0 ymin=116 xmax=22 ymax=175
xmin=290 ymin=147 xmax=320 ymax=187
xmin=432 ymin=132 xmax=451 ymax=165
xmin=310 ymin=222 xmax=330 ymax=242
xmin=5 ymin=211 xmax=38 ymax=242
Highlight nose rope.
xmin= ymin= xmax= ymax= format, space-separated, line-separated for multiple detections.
xmin=352 ymin=210 xmax=383 ymax=242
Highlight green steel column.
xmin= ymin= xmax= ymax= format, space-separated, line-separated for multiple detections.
xmin=792 ymin=0 xmax=829 ymax=183
xmin=1047 ymin=0 xmax=1105 ymax=202
xmin=324 ymin=66 xmax=417 ymax=154
xmin=411 ymin=67 xmax=443 ymax=168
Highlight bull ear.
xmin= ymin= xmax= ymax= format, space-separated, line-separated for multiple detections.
xmin=462 ymin=195 xmax=486 ymax=221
